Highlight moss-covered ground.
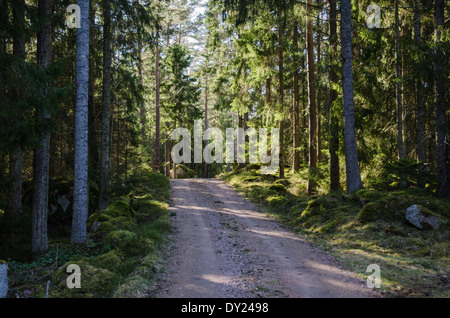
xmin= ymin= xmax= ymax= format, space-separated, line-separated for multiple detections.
xmin=221 ymin=165 xmax=450 ymax=298
xmin=2 ymin=172 xmax=171 ymax=298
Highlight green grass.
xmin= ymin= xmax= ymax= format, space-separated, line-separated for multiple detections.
xmin=4 ymin=172 xmax=172 ymax=298
xmin=220 ymin=167 xmax=450 ymax=298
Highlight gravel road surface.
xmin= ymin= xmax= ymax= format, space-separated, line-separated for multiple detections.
xmin=155 ymin=179 xmax=378 ymax=298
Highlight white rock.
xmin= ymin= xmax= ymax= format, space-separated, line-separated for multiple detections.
xmin=405 ymin=204 xmax=424 ymax=229
xmin=405 ymin=204 xmax=443 ymax=230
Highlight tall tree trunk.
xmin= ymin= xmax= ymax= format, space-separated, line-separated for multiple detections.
xmin=172 ymin=121 xmax=177 ymax=179
xmin=203 ymin=76 xmax=209 ymax=178
xmin=302 ymin=81 xmax=308 ymax=163
xmin=316 ymin=8 xmax=322 ymax=163
xmin=165 ymin=122 xmax=171 ymax=177
xmin=306 ymin=0 xmax=317 ymax=194
xmin=244 ymin=111 xmax=249 ymax=165
xmin=395 ymin=1 xmax=404 ymax=160
xmin=328 ymin=0 xmax=340 ymax=191
xmin=278 ymin=24 xmax=285 ymax=179
xmin=155 ymin=26 xmax=161 ymax=171
xmin=341 ymin=0 xmax=362 ymax=194
xmin=434 ymin=0 xmax=449 ymax=198
xmin=116 ymin=104 xmax=120 ymax=172
xmin=31 ymin=0 xmax=52 ymax=254
xmin=7 ymin=0 xmax=25 ymax=215
xmin=292 ymin=21 xmax=300 ymax=172
xmin=99 ymin=0 xmax=111 ymax=211
xmin=266 ymin=78 xmax=271 ymax=107
xmin=414 ymin=1 xmax=426 ymax=164
xmin=72 ymin=0 xmax=90 ymax=244
xmin=138 ymin=42 xmax=146 ymax=138
xmin=88 ymin=3 xmax=99 ymax=184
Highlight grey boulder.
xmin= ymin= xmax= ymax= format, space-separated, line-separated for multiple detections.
xmin=405 ymin=204 xmax=444 ymax=230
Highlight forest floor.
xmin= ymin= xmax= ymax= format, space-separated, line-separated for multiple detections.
xmin=153 ymin=178 xmax=379 ymax=298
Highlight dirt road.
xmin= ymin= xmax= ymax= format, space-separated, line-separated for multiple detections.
xmin=155 ymin=179 xmax=378 ymax=298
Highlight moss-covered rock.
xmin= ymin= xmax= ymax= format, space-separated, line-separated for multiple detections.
xmin=352 ymin=189 xmax=383 ymax=203
xmin=105 ymin=230 xmax=154 ymax=257
xmin=130 ymin=194 xmax=155 ymax=211
xmin=300 ymin=199 xmax=325 ymax=219
xmin=139 ymin=254 xmax=163 ymax=275
xmin=88 ymin=200 xmax=135 ymax=228
xmin=172 ymin=164 xmax=197 ymax=178
xmin=90 ymin=250 xmax=122 ymax=273
xmin=273 ymin=178 xmax=291 ymax=187
xmin=104 ymin=200 xmax=135 ymax=219
xmin=113 ymin=274 xmax=150 ymax=298
xmin=267 ymin=195 xmax=286 ymax=209
xmin=51 ymin=261 xmax=119 ymax=298
xmin=244 ymin=163 xmax=262 ymax=171
xmin=355 ymin=193 xmax=422 ymax=224
xmin=134 ymin=200 xmax=168 ymax=223
xmin=88 ymin=212 xmax=112 ymax=226
xmin=243 ymin=176 xmax=262 ymax=183
xmin=405 ymin=204 xmax=447 ymax=230
xmin=356 ymin=201 xmax=391 ymax=223
xmin=269 ymin=183 xmax=287 ymax=193
xmin=91 ymin=216 xmax=136 ymax=239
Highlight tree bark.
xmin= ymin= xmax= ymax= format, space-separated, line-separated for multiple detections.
xmin=278 ymin=24 xmax=285 ymax=179
xmin=165 ymin=122 xmax=171 ymax=177
xmin=414 ymin=1 xmax=426 ymax=164
xmin=155 ymin=26 xmax=161 ymax=171
xmin=88 ymin=3 xmax=99 ymax=184
xmin=138 ymin=42 xmax=147 ymax=138
xmin=292 ymin=21 xmax=300 ymax=172
xmin=7 ymin=0 xmax=25 ymax=215
xmin=341 ymin=0 xmax=362 ymax=194
xmin=31 ymin=0 xmax=52 ymax=254
xmin=266 ymin=78 xmax=271 ymax=107
xmin=203 ymin=76 xmax=209 ymax=178
xmin=328 ymin=0 xmax=340 ymax=191
xmin=434 ymin=0 xmax=449 ymax=197
xmin=316 ymin=10 xmax=322 ymax=163
xmin=72 ymin=0 xmax=90 ymax=244
xmin=99 ymin=0 xmax=111 ymax=211
xmin=395 ymin=1 xmax=404 ymax=160
xmin=306 ymin=0 xmax=317 ymax=194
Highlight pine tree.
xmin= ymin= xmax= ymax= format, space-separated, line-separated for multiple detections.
xmin=31 ymin=0 xmax=52 ymax=254
xmin=72 ymin=0 xmax=90 ymax=244
xmin=99 ymin=0 xmax=112 ymax=211
xmin=434 ymin=0 xmax=449 ymax=198
xmin=7 ymin=0 xmax=26 ymax=215
xmin=341 ymin=0 xmax=362 ymax=194
xmin=328 ymin=0 xmax=340 ymax=191
xmin=306 ymin=0 xmax=317 ymax=194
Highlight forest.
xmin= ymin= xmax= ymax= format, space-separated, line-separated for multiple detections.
xmin=0 ymin=0 xmax=449 ymax=298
